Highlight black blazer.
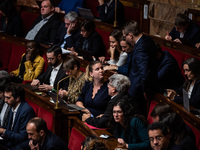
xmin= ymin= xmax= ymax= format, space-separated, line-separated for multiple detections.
xmin=37 ymin=64 xmax=69 ymax=90
xmin=29 ymin=14 xmax=61 ymax=45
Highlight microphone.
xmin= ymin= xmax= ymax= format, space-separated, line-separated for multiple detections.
xmin=55 ymin=75 xmax=70 ymax=109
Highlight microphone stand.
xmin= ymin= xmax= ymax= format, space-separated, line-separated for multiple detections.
xmin=55 ymin=76 xmax=70 ymax=109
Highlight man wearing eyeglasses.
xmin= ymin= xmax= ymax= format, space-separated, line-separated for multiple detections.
xmin=148 ymin=122 xmax=181 ymax=150
xmin=31 ymin=46 xmax=68 ymax=92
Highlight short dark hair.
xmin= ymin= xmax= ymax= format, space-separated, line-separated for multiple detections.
xmin=148 ymin=121 xmax=169 ymax=136
xmin=80 ymin=19 xmax=95 ymax=32
xmin=0 ymin=70 xmax=10 ymax=92
xmin=175 ymin=13 xmax=189 ymax=27
xmin=4 ymin=83 xmax=25 ymax=101
xmin=150 ymin=103 xmax=172 ymax=119
xmin=86 ymin=139 xmax=108 ymax=150
xmin=28 ymin=117 xmax=48 ymax=133
xmin=81 ymin=135 xmax=98 ymax=150
xmin=62 ymin=56 xmax=80 ymax=71
xmin=47 ymin=45 xmax=62 ymax=57
xmin=123 ymin=20 xmax=141 ymax=36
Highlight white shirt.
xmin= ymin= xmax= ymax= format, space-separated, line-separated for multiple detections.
xmin=49 ymin=63 xmax=62 ymax=86
xmin=25 ymin=14 xmax=53 ymax=40
xmin=107 ymin=52 xmax=128 ymax=66
xmin=188 ymin=84 xmax=194 ymax=99
xmin=11 ymin=103 xmax=21 ymax=130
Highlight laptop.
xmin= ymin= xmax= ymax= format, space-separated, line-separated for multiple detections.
xmin=77 ymin=7 xmax=95 ymax=20
xmin=48 ymin=91 xmax=85 ymax=111
xmin=182 ymin=89 xmax=190 ymax=112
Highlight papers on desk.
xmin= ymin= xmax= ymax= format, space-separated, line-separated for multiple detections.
xmin=61 ymin=48 xmax=71 ymax=54
xmin=183 ymin=89 xmax=190 ymax=112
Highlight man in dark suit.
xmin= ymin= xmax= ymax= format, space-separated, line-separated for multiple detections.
xmin=97 ymin=0 xmax=125 ymax=26
xmin=54 ymin=11 xmax=81 ymax=52
xmin=0 ymin=83 xmax=35 ymax=149
xmin=25 ymin=0 xmax=61 ymax=45
xmin=31 ymin=46 xmax=68 ymax=92
xmin=123 ymin=21 xmax=158 ymax=115
xmin=165 ymin=13 xmax=200 ymax=48
xmin=85 ymin=74 xmax=138 ymax=128
xmin=15 ymin=117 xmax=68 ymax=150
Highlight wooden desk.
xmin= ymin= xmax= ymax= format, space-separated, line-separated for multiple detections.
xmin=24 ymin=87 xmax=80 ymax=143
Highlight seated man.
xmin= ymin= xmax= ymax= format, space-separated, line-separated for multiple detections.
xmin=25 ymin=0 xmax=61 ymax=45
xmin=165 ymin=13 xmax=200 ymax=48
xmin=85 ymin=74 xmax=137 ymax=128
xmin=97 ymin=0 xmax=125 ymax=26
xmin=0 ymin=83 xmax=36 ymax=149
xmin=0 ymin=71 xmax=11 ymax=128
xmin=31 ymin=45 xmax=68 ymax=92
xmin=16 ymin=117 xmax=68 ymax=150
xmin=148 ymin=122 xmax=181 ymax=150
xmin=54 ymin=11 xmax=81 ymax=52
xmin=9 ymin=40 xmax=45 ymax=83
xmin=55 ymin=0 xmax=84 ymax=14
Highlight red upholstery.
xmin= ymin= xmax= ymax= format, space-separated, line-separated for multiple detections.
xmin=68 ymin=127 xmax=85 ymax=150
xmin=96 ymin=28 xmax=112 ymax=57
xmin=20 ymin=11 xmax=40 ymax=35
xmin=8 ymin=43 xmax=27 ymax=73
xmin=124 ymin=6 xmax=140 ymax=23
xmin=26 ymin=99 xmax=53 ymax=131
xmin=85 ymin=0 xmax=99 ymax=17
xmin=187 ymin=124 xmax=200 ymax=150
xmin=0 ymin=40 xmax=12 ymax=70
xmin=42 ymin=53 xmax=48 ymax=72
xmin=147 ymin=100 xmax=158 ymax=124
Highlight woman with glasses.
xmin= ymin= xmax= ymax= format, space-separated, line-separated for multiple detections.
xmin=76 ymin=61 xmax=110 ymax=121
xmin=58 ymin=56 xmax=85 ymax=104
xmin=108 ymin=99 xmax=150 ymax=149
xmin=167 ymin=57 xmax=200 ymax=109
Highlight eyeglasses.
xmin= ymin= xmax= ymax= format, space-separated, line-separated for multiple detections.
xmin=149 ymin=136 xmax=163 ymax=142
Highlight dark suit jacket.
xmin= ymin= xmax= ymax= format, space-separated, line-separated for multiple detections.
xmin=128 ymin=34 xmax=158 ymax=98
xmin=76 ymin=31 xmax=105 ymax=57
xmin=4 ymin=101 xmax=35 ymax=148
xmin=54 ymin=22 xmax=66 ymax=46
xmin=0 ymin=15 xmax=22 ymax=37
xmin=85 ymin=93 xmax=135 ymax=128
xmin=14 ymin=130 xmax=68 ymax=150
xmin=97 ymin=0 xmax=125 ymax=26
xmin=29 ymin=14 xmax=61 ymax=44
xmin=169 ymin=21 xmax=200 ymax=47
xmin=158 ymin=51 xmax=184 ymax=90
xmin=37 ymin=64 xmax=69 ymax=90
xmin=174 ymin=79 xmax=200 ymax=109
xmin=0 ymin=99 xmax=11 ymax=128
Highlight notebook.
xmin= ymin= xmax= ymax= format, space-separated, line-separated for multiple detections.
xmin=77 ymin=7 xmax=95 ymax=20
xmin=183 ymin=89 xmax=190 ymax=112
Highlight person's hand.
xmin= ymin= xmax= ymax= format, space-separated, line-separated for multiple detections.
xmin=9 ymin=72 xmax=15 ymax=77
xmin=165 ymin=32 xmax=172 ymax=41
xmin=173 ymin=38 xmax=182 ymax=44
xmin=195 ymin=43 xmax=200 ymax=49
xmin=103 ymin=65 xmax=117 ymax=71
xmin=38 ymin=84 xmax=53 ymax=92
xmin=99 ymin=56 xmax=105 ymax=63
xmin=67 ymin=22 xmax=76 ymax=35
xmin=117 ymin=138 xmax=128 ymax=148
xmin=29 ymin=140 xmax=39 ymax=150
xmin=55 ymin=7 xmax=61 ymax=13
xmin=59 ymin=89 xmax=68 ymax=98
xmin=98 ymin=0 xmax=105 ymax=5
xmin=109 ymin=46 xmax=116 ymax=55
xmin=70 ymin=51 xmax=78 ymax=56
xmin=0 ymin=127 xmax=5 ymax=135
xmin=31 ymin=79 xmax=40 ymax=86
xmin=82 ymin=113 xmax=91 ymax=121
xmin=96 ymin=114 xmax=103 ymax=118
xmin=166 ymin=89 xmax=177 ymax=100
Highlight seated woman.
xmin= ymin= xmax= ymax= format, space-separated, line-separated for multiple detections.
xmin=76 ymin=19 xmax=105 ymax=59
xmin=9 ymin=40 xmax=45 ymax=83
xmin=108 ymin=99 xmax=150 ymax=149
xmin=104 ymin=36 xmax=130 ymax=71
xmin=0 ymin=0 xmax=22 ymax=37
xmin=58 ymin=56 xmax=85 ymax=104
xmin=106 ymin=29 xmax=127 ymax=66
xmin=167 ymin=57 xmax=200 ymax=109
xmin=76 ymin=61 xmax=110 ymax=121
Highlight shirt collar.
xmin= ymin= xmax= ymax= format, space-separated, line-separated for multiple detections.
xmin=12 ymin=103 xmax=21 ymax=113
xmin=42 ymin=13 xmax=53 ymax=21
xmin=52 ymin=62 xmax=62 ymax=70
